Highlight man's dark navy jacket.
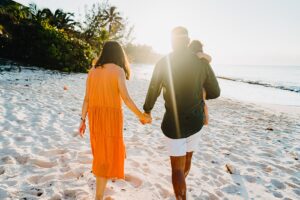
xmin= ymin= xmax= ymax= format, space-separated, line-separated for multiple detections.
xmin=143 ymin=48 xmax=220 ymax=139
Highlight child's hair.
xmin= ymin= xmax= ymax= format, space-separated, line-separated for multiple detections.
xmin=189 ymin=40 xmax=203 ymax=53
xmin=94 ymin=41 xmax=130 ymax=80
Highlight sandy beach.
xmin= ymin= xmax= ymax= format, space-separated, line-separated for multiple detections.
xmin=0 ymin=66 xmax=299 ymax=200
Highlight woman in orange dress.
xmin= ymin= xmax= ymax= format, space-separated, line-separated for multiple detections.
xmin=78 ymin=41 xmax=151 ymax=200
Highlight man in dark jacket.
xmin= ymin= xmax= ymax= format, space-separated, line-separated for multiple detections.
xmin=143 ymin=27 xmax=220 ymax=199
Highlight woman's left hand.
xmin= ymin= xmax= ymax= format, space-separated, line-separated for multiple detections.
xmin=78 ymin=120 xmax=86 ymax=138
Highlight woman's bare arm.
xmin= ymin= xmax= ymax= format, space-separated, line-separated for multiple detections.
xmin=78 ymin=69 xmax=92 ymax=137
xmin=81 ymin=94 xmax=89 ymax=120
xmin=81 ymin=70 xmax=92 ymax=120
xmin=118 ymin=70 xmax=151 ymax=123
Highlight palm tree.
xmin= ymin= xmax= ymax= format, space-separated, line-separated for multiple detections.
xmin=33 ymin=8 xmax=77 ymax=30
xmin=102 ymin=6 xmax=123 ymax=36
xmin=53 ymin=9 xmax=78 ymax=30
xmin=82 ymin=3 xmax=107 ymax=40
xmin=34 ymin=8 xmax=53 ymax=22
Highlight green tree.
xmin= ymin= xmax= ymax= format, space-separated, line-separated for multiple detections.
xmin=82 ymin=3 xmax=133 ymax=51
xmin=102 ymin=6 xmax=123 ymax=36
xmin=30 ymin=6 xmax=78 ymax=31
xmin=52 ymin=9 xmax=78 ymax=30
xmin=0 ymin=0 xmax=134 ymax=72
xmin=0 ymin=3 xmax=31 ymax=22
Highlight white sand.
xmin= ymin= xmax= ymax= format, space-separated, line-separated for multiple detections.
xmin=0 ymin=66 xmax=299 ymax=200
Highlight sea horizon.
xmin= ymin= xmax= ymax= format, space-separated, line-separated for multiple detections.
xmin=1 ymin=59 xmax=300 ymax=108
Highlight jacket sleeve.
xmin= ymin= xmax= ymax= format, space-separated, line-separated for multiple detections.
xmin=143 ymin=62 xmax=163 ymax=113
xmin=203 ymin=63 xmax=221 ymax=99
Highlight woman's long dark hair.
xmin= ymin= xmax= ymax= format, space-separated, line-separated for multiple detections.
xmin=189 ymin=40 xmax=203 ymax=53
xmin=94 ymin=41 xmax=130 ymax=80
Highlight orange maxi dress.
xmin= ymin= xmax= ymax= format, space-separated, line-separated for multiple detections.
xmin=86 ymin=66 xmax=125 ymax=179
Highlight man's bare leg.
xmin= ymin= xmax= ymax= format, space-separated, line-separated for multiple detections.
xmin=170 ymin=155 xmax=187 ymax=200
xmin=184 ymin=152 xmax=193 ymax=178
xmin=95 ymin=176 xmax=108 ymax=200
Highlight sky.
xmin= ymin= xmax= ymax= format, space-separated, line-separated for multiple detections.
xmin=16 ymin=0 xmax=300 ymax=66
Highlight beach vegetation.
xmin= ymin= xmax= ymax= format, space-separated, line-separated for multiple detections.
xmin=0 ymin=0 xmax=135 ymax=72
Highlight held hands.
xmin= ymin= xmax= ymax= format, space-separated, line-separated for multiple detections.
xmin=139 ymin=112 xmax=152 ymax=125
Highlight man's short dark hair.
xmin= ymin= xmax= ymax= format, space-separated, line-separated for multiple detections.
xmin=172 ymin=26 xmax=189 ymax=38
xmin=171 ymin=26 xmax=190 ymax=50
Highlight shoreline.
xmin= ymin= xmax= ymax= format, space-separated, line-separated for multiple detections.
xmin=220 ymin=97 xmax=300 ymax=118
xmin=255 ymin=102 xmax=300 ymax=118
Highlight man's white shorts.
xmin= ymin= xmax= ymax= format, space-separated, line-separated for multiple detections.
xmin=165 ymin=132 xmax=201 ymax=157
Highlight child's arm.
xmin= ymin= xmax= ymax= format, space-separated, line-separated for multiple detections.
xmin=197 ymin=52 xmax=212 ymax=63
xmin=202 ymin=89 xmax=209 ymax=125
xmin=203 ymin=88 xmax=207 ymax=100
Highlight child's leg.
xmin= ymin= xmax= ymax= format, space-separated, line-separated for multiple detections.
xmin=203 ymin=103 xmax=209 ymax=125
xmin=95 ymin=176 xmax=108 ymax=200
xmin=203 ymin=89 xmax=209 ymax=125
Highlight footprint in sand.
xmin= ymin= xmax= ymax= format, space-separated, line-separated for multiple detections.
xmin=290 ymin=177 xmax=300 ymax=186
xmin=14 ymin=136 xmax=28 ymax=142
xmin=130 ymin=160 xmax=140 ymax=168
xmin=104 ymin=187 xmax=116 ymax=196
xmin=27 ymin=175 xmax=41 ymax=184
xmin=30 ymin=158 xmax=57 ymax=168
xmin=243 ymin=175 xmax=257 ymax=183
xmin=272 ymin=191 xmax=283 ymax=198
xmin=14 ymin=155 xmax=29 ymax=165
xmin=28 ymin=173 xmax=58 ymax=184
xmin=221 ymin=184 xmax=240 ymax=194
xmin=62 ymin=189 xmax=90 ymax=199
xmin=40 ymin=174 xmax=57 ymax=184
xmin=111 ymin=179 xmax=127 ymax=189
xmin=205 ymin=191 xmax=220 ymax=200
xmin=125 ymin=174 xmax=143 ymax=188
xmin=154 ymin=183 xmax=172 ymax=199
xmin=1 ymin=156 xmax=15 ymax=164
xmin=201 ymin=176 xmax=209 ymax=181
xmin=49 ymin=194 xmax=62 ymax=200
xmin=215 ymin=190 xmax=224 ymax=198
xmin=4 ymin=180 xmax=17 ymax=187
xmin=246 ymin=168 xmax=255 ymax=172
xmin=77 ymin=154 xmax=92 ymax=164
xmin=60 ymin=166 xmax=71 ymax=173
xmin=63 ymin=190 xmax=77 ymax=199
xmin=25 ymin=187 xmax=44 ymax=197
xmin=0 ymin=166 xmax=5 ymax=175
xmin=142 ymin=167 xmax=150 ymax=173
xmin=87 ymin=177 xmax=96 ymax=191
xmin=293 ymin=188 xmax=300 ymax=196
xmin=61 ymin=170 xmax=78 ymax=180
xmin=39 ymin=149 xmax=68 ymax=157
xmin=58 ymin=154 xmax=72 ymax=165
xmin=271 ymin=179 xmax=286 ymax=190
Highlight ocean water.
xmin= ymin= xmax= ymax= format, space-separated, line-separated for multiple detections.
xmin=214 ymin=65 xmax=300 ymax=93
xmin=1 ymin=59 xmax=300 ymax=107
xmin=131 ymin=64 xmax=300 ymax=106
